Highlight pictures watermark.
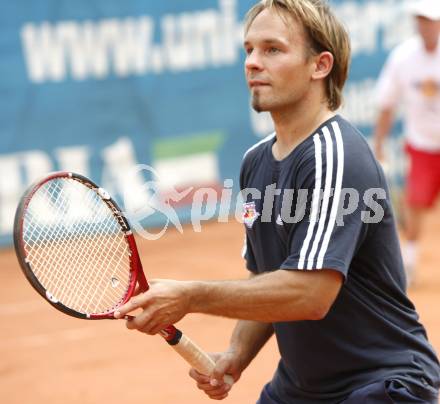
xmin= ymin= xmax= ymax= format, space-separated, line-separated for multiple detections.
xmin=118 ymin=164 xmax=387 ymax=240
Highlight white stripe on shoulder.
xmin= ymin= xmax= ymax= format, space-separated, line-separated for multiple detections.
xmin=306 ymin=126 xmax=334 ymax=270
xmin=298 ymin=133 xmax=323 ymax=270
xmin=316 ymin=120 xmax=345 ymax=269
xmin=243 ymin=132 xmax=276 ymax=159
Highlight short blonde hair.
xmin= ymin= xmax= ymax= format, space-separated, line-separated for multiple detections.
xmin=244 ymin=0 xmax=351 ymax=111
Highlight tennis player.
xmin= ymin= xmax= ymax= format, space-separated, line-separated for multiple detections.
xmin=373 ymin=0 xmax=440 ymax=284
xmin=116 ymin=0 xmax=440 ymax=402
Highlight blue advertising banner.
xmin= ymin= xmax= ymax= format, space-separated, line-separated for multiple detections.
xmin=0 ymin=0 xmax=414 ymax=245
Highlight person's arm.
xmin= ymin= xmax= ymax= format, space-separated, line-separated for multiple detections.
xmin=373 ymin=107 xmax=395 ymax=161
xmin=188 ymin=318 xmax=274 ymax=400
xmin=228 ymin=319 xmax=274 ymax=372
xmin=215 ymin=271 xmax=276 ymax=373
xmin=189 ymin=268 xmax=342 ymax=322
xmin=114 ymin=268 xmax=343 ymax=334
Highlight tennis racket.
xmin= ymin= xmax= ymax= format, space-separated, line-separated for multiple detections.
xmin=14 ymin=171 xmax=233 ymax=385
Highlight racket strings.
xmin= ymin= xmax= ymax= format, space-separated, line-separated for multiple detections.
xmin=59 ymin=190 xmax=125 ymax=309
xmin=26 ymin=182 xmax=118 ymax=308
xmin=26 ymin=180 xmax=130 ymax=313
xmin=49 ymin=181 xmax=130 ymax=311
xmin=23 ymin=178 xmax=132 ymax=315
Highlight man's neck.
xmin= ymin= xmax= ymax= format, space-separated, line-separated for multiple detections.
xmin=270 ymin=100 xmax=335 ymax=161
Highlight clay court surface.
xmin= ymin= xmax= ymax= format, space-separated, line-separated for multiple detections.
xmin=1 ymin=205 xmax=440 ymax=404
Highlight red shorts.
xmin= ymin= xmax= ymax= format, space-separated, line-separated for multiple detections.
xmin=405 ymin=143 xmax=440 ymax=208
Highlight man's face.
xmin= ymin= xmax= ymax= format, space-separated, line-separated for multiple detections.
xmin=243 ymin=8 xmax=316 ymax=113
xmin=416 ymin=16 xmax=440 ymax=51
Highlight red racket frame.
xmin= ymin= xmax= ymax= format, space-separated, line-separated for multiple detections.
xmin=14 ymin=171 xmax=178 ymax=343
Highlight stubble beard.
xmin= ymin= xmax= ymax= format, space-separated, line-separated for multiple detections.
xmin=251 ymin=92 xmax=279 ymax=113
xmin=252 ymin=93 xmax=262 ymax=112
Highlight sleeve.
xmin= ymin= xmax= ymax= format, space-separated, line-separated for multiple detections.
xmin=239 ymin=154 xmax=258 ymax=273
xmin=375 ymin=48 xmax=402 ymax=110
xmin=242 ymin=234 xmax=258 ymax=272
xmin=280 ymin=125 xmax=367 ymax=280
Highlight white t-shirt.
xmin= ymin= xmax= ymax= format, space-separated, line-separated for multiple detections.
xmin=376 ymin=36 xmax=440 ymax=151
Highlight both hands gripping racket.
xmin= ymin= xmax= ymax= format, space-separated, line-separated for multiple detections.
xmin=14 ymin=171 xmax=233 ymax=385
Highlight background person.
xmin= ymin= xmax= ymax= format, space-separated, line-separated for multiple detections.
xmin=373 ymin=0 xmax=440 ymax=283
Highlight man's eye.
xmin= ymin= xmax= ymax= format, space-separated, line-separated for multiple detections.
xmin=267 ymin=47 xmax=280 ymax=54
xmin=245 ymin=48 xmax=253 ymax=55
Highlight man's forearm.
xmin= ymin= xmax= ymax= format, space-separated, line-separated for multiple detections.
xmin=228 ymin=320 xmax=274 ymax=372
xmin=186 ymin=269 xmax=342 ymax=322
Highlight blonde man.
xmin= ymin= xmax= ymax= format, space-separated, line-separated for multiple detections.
xmin=116 ymin=1 xmax=440 ymax=402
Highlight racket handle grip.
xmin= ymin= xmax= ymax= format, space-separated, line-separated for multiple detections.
xmin=170 ymin=331 xmax=234 ymax=386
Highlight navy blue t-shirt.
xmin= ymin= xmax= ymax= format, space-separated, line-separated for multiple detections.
xmin=240 ymin=115 xmax=440 ymax=403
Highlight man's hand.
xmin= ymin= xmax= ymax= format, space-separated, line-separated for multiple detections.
xmin=114 ymin=279 xmax=192 ymax=334
xmin=189 ymin=351 xmax=243 ymax=400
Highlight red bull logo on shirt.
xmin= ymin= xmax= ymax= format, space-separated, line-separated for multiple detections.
xmin=243 ymin=202 xmax=260 ymax=228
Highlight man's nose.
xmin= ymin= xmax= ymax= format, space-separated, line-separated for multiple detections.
xmin=245 ymin=50 xmax=263 ymax=71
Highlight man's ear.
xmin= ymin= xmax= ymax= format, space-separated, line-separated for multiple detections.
xmin=311 ymin=51 xmax=334 ymax=80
